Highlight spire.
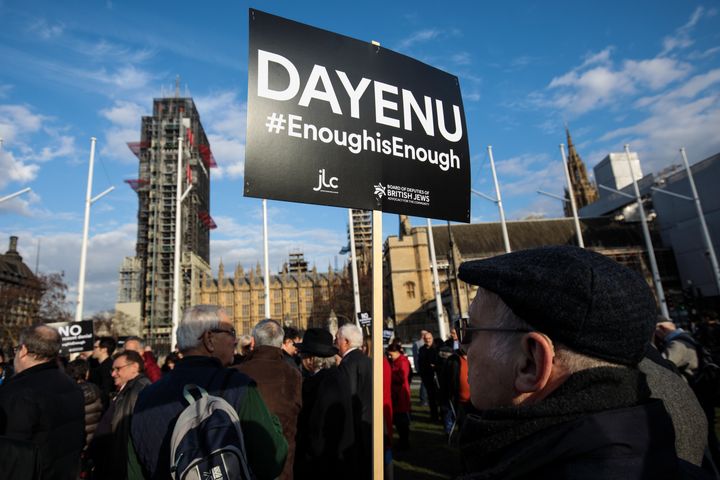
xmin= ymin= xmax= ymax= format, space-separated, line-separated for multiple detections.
xmin=563 ymin=127 xmax=598 ymax=216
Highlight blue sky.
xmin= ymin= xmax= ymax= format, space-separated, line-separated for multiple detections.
xmin=1 ymin=1 xmax=719 ymax=315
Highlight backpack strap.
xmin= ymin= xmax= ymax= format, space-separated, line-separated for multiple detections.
xmin=182 ymin=384 xmax=207 ymax=404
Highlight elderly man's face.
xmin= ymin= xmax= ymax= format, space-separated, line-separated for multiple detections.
xmin=111 ymin=355 xmax=140 ymax=389
xmin=209 ymin=310 xmax=238 ymax=367
xmin=466 ymin=292 xmax=518 ymax=410
xmin=335 ymin=333 xmax=350 ymax=356
xmin=423 ymin=333 xmax=433 ymax=346
xmin=124 ymin=339 xmax=142 ymax=353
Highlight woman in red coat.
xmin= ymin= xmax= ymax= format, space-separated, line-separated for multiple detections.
xmin=387 ymin=343 xmax=411 ymax=449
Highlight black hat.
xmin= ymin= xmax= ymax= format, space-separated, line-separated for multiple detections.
xmin=458 ymin=245 xmax=656 ymax=366
xmin=295 ymin=328 xmax=338 ymax=358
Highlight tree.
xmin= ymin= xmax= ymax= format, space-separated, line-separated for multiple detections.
xmin=36 ymin=272 xmax=72 ymax=323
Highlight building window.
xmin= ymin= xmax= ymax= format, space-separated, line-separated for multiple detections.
xmin=242 ymin=291 xmax=250 ymax=301
xmin=274 ymin=302 xmax=282 ymax=315
xmin=291 ymin=302 xmax=297 ymax=314
xmin=242 ymin=305 xmax=250 ymax=317
xmin=405 ymin=281 xmax=416 ymax=299
xmin=258 ymin=304 xmax=265 ymax=316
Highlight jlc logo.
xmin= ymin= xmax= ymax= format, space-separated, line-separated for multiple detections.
xmin=313 ymin=169 xmax=339 ymax=193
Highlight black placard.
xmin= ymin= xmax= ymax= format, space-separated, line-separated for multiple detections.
xmin=47 ymin=320 xmax=94 ymax=355
xmin=357 ymin=311 xmax=372 ymax=328
xmin=245 ymin=9 xmax=470 ymax=222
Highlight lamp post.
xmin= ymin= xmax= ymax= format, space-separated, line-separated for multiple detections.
xmin=76 ymin=137 xmax=114 ymax=322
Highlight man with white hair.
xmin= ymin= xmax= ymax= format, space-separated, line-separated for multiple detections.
xmin=455 ymin=246 xmax=707 ymax=478
xmin=234 ymin=319 xmax=302 ymax=480
xmin=128 ymin=305 xmax=288 ymax=480
xmin=336 ymin=323 xmax=371 ymax=479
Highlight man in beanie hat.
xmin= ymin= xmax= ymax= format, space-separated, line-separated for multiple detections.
xmin=455 ymin=245 xmax=707 ymax=479
xmin=294 ymin=328 xmax=357 ymax=479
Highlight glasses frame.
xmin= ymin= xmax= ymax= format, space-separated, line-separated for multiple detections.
xmin=454 ymin=318 xmax=532 ymax=345
xmin=111 ymin=363 xmax=132 ymax=373
xmin=199 ymin=327 xmax=237 ymax=340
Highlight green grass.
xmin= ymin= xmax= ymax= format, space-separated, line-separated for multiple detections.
xmin=391 ymin=378 xmax=462 ymax=480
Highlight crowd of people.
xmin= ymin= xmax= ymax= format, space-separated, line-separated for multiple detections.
xmin=0 ymin=245 xmax=719 ymax=479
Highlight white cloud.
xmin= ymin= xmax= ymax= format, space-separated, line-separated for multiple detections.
xmin=451 ymin=52 xmax=471 ymax=66
xmin=396 ymin=29 xmax=442 ymax=50
xmin=660 ymin=6 xmax=709 ymax=56
xmin=0 ymin=104 xmax=45 ymax=141
xmin=36 ymin=135 xmax=76 ymax=162
xmin=101 ymin=100 xmax=147 ymax=128
xmin=543 ymin=49 xmax=691 ymax=115
xmin=28 ymin=19 xmax=65 ymax=40
xmin=0 ymin=223 xmax=137 ymax=315
xmin=0 ymin=145 xmax=40 ymax=190
xmin=195 ymin=91 xmax=247 ymax=180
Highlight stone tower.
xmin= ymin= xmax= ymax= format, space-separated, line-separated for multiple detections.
xmin=564 ymin=128 xmax=598 ymax=216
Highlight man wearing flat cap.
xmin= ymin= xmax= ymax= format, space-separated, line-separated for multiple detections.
xmin=455 ymin=245 xmax=709 ymax=479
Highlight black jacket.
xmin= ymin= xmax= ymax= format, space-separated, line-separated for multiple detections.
xmin=90 ymin=357 xmax=114 ymax=412
xmin=459 ymin=367 xmax=708 ymax=479
xmin=295 ymin=366 xmax=356 ymax=479
xmin=338 ymin=349 xmax=372 ymax=479
xmin=0 ymin=361 xmax=84 ymax=480
xmin=90 ymin=374 xmax=150 ymax=479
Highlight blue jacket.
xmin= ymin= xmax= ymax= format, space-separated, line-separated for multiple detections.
xmin=129 ymin=356 xmax=287 ymax=480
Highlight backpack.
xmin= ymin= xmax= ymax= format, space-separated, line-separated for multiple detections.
xmin=169 ymin=378 xmax=253 ymax=480
xmin=673 ymin=333 xmax=720 ymax=405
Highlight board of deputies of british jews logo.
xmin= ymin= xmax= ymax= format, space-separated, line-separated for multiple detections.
xmin=374 ymin=183 xmax=431 ymax=207
xmin=312 ymin=169 xmax=339 ymax=194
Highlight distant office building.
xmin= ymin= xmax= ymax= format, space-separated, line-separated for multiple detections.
xmin=563 ymin=129 xmax=598 ymax=216
xmin=594 ymin=151 xmax=643 ymax=197
xmin=0 ymin=236 xmax=43 ymax=349
xmin=579 ymin=150 xmax=719 ymax=304
xmin=121 ymin=96 xmax=215 ymax=347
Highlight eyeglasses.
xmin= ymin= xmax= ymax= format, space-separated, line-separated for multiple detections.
xmin=208 ymin=327 xmax=237 ymax=338
xmin=454 ymin=318 xmax=532 ymax=345
xmin=112 ymin=363 xmax=132 ymax=373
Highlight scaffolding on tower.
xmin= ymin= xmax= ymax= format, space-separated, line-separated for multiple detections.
xmin=127 ymin=141 xmax=150 ymax=159
xmin=198 ymin=144 xmax=217 ymax=169
xmin=198 ymin=211 xmax=217 ymax=229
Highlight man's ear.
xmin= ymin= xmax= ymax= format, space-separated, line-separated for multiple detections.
xmin=514 ymin=332 xmax=555 ymax=394
xmin=202 ymin=331 xmax=214 ymax=353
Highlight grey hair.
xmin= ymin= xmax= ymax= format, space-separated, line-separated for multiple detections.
xmin=338 ymin=323 xmax=363 ymax=348
xmin=253 ymin=319 xmax=284 ymax=348
xmin=481 ymin=288 xmax=621 ymax=372
xmin=125 ymin=336 xmax=144 ymax=347
xmin=176 ymin=305 xmax=224 ymax=351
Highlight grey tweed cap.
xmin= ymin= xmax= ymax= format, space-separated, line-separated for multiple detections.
xmin=458 ymin=245 xmax=657 ymax=366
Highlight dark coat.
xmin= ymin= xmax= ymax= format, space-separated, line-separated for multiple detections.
xmin=417 ymin=343 xmax=439 ymax=379
xmin=235 ymin=345 xmax=302 ymax=480
xmin=295 ymin=366 xmax=356 ymax=479
xmin=89 ymin=357 xmax=114 ymax=412
xmin=339 ymin=349 xmax=372 ymax=479
xmin=0 ymin=361 xmax=84 ymax=480
xmin=458 ymin=367 xmax=705 ymax=479
xmin=90 ymin=374 xmax=150 ymax=480
xmin=79 ymin=381 xmax=103 ymax=447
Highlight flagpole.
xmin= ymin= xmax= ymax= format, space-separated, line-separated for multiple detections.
xmin=263 ymin=199 xmax=271 ymax=318
xmin=172 ymin=136 xmax=192 ymax=347
xmin=349 ymin=209 xmax=361 ymax=327
xmin=560 ymin=143 xmax=585 ymax=248
xmin=487 ymin=146 xmax=511 ymax=253
xmin=426 ymin=219 xmax=446 ymax=337
xmin=624 ymin=144 xmax=669 ymax=318
xmin=680 ymin=148 xmax=720 ymax=296
xmin=76 ymin=138 xmax=97 ymax=322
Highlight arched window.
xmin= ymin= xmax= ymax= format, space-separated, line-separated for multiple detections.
xmin=404 ymin=281 xmax=416 ymax=299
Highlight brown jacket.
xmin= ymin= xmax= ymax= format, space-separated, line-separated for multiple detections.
xmin=234 ymin=345 xmax=302 ymax=480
